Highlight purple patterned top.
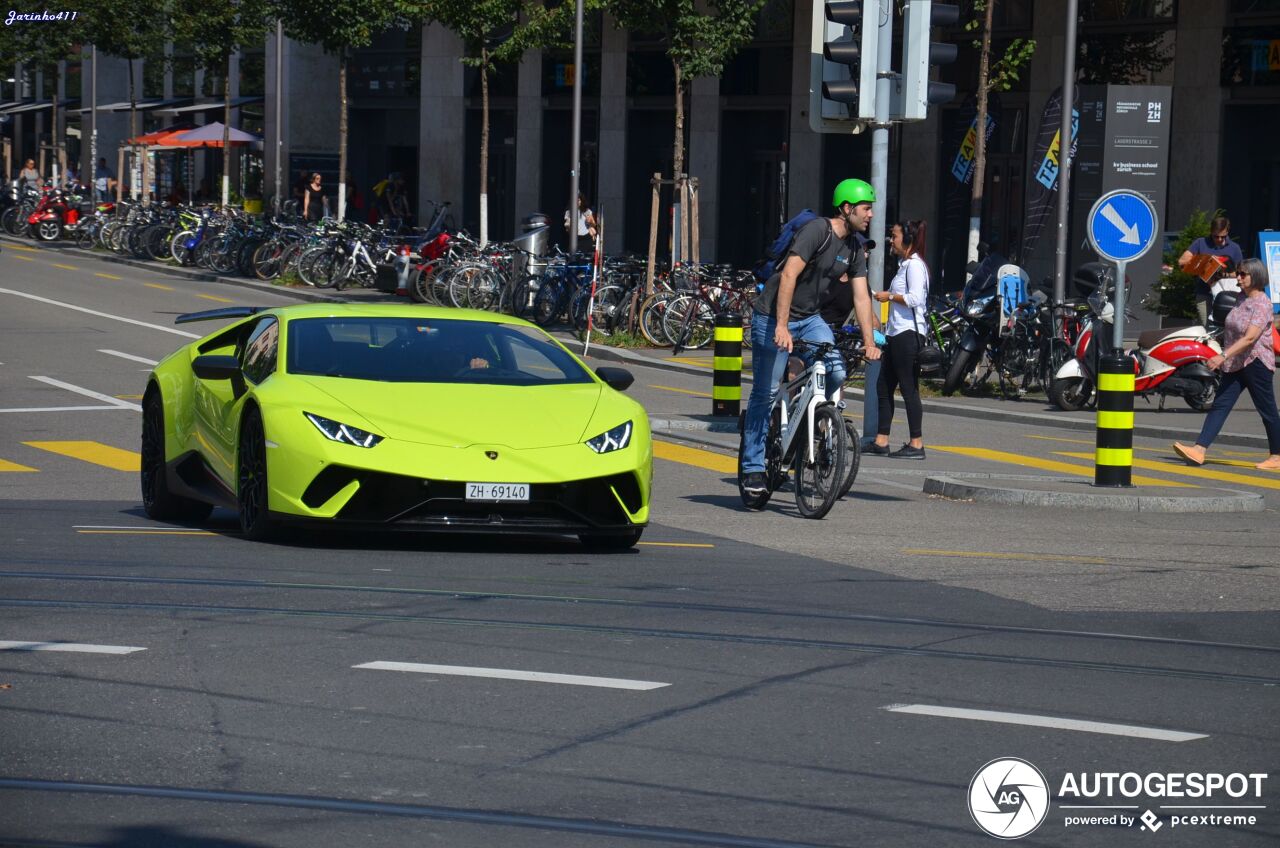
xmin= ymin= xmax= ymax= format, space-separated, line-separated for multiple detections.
xmin=1221 ymin=293 xmax=1276 ymax=373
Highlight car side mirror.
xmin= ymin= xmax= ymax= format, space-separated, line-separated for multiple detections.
xmin=596 ymin=366 xmax=634 ymax=392
xmin=192 ymin=354 xmax=241 ymax=380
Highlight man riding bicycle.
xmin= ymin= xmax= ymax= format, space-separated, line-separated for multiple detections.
xmin=740 ymin=178 xmax=882 ymax=497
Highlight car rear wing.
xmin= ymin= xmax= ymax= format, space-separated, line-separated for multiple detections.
xmin=175 ymin=306 xmax=269 ymax=325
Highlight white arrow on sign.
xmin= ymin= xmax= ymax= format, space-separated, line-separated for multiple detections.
xmin=1101 ymin=203 xmax=1141 ymax=246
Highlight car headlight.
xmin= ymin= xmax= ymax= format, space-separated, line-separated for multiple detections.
xmin=304 ymin=412 xmax=383 ymax=448
xmin=585 ymin=420 xmax=632 ymax=454
xmin=966 ymin=295 xmax=994 ymax=318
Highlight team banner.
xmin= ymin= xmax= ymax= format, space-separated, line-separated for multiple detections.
xmin=940 ymin=94 xmax=1000 ymax=288
xmin=1020 ymin=85 xmax=1079 ymax=262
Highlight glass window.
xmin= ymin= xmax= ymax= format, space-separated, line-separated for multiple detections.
xmin=286 ymin=317 xmax=594 ymax=385
xmin=172 ymin=55 xmax=196 ymax=97
xmin=1081 ymin=0 xmax=1175 ymax=22
xmin=241 ymin=318 xmax=280 ymax=384
xmin=143 ymin=58 xmax=164 ymax=99
xmin=1222 ymin=27 xmax=1280 ymax=86
xmin=239 ymin=53 xmax=265 ymax=97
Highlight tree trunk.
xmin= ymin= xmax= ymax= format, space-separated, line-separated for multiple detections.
xmin=967 ymin=0 xmax=996 ymax=266
xmin=672 ymin=60 xmax=684 ymax=183
xmin=672 ymin=60 xmax=685 ymax=263
xmin=222 ymin=55 xmax=232 ymax=210
xmin=337 ymin=53 xmax=348 ymax=222
xmin=479 ymin=49 xmax=490 ymax=247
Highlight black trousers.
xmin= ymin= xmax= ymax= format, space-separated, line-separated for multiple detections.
xmin=877 ymin=331 xmax=924 ymax=440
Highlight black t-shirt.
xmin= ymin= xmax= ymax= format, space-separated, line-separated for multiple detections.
xmin=819 ymin=233 xmax=872 ymax=325
xmin=756 ymin=219 xmax=867 ymax=322
xmin=305 ymin=186 xmax=326 ymax=220
xmin=1188 ymin=236 xmax=1244 ymax=300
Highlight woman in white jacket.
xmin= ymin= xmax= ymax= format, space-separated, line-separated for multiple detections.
xmin=869 ymin=219 xmax=930 ymax=460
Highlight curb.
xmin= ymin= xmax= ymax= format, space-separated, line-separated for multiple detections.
xmin=922 ymin=474 xmax=1264 ymax=513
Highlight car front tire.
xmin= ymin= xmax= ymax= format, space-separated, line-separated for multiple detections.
xmin=140 ymin=389 xmax=213 ymax=523
xmin=237 ymin=407 xmax=278 ymax=541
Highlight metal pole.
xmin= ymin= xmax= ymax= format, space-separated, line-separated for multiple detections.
xmin=274 ymin=20 xmax=283 ymax=214
xmin=1051 ymin=0 xmax=1079 ymax=309
xmin=90 ymin=45 xmax=97 ymax=191
xmin=867 ymin=0 xmax=892 ymax=294
xmin=567 ymin=0 xmax=583 ymax=255
xmin=1111 ymin=259 xmax=1127 ymax=351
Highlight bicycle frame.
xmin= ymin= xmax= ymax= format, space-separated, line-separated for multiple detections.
xmin=775 ymin=354 xmax=840 ymax=465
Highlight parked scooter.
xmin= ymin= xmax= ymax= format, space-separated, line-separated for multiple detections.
xmin=1049 ymin=288 xmax=1236 ymax=412
xmin=25 ymin=188 xmax=82 ymax=241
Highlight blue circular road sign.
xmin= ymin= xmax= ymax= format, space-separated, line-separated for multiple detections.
xmin=1086 ymin=190 xmax=1158 ymax=264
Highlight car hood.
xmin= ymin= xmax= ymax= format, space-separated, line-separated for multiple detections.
xmin=293 ymin=377 xmax=605 ymax=449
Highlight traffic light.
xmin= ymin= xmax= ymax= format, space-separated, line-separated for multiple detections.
xmin=900 ymin=0 xmax=959 ymax=121
xmin=809 ymin=0 xmax=877 ymax=133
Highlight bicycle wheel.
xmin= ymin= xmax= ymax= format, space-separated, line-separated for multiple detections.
xmin=638 ymin=291 xmax=675 ymax=347
xmin=838 ymin=418 xmax=860 ymax=498
xmin=663 ymin=295 xmax=715 ymax=351
xmin=585 ymin=285 xmax=626 ymax=337
xmin=252 ymin=240 xmax=285 ymax=280
xmin=467 ymin=269 xmax=503 ymax=311
xmin=509 ymin=274 xmax=542 ymax=320
xmin=794 ymin=404 xmax=847 ymax=519
xmin=531 ymin=278 xmax=565 ymax=327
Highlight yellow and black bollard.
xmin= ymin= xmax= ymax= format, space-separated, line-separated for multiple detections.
xmin=1094 ymin=352 xmax=1136 ymax=487
xmin=712 ymin=312 xmax=743 ymax=417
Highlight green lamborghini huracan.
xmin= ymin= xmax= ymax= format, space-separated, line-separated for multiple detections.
xmin=141 ymin=304 xmax=651 ymax=548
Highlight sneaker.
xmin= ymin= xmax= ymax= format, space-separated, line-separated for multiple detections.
xmin=864 ymin=441 xmax=891 ymax=456
xmin=890 ymin=444 xmax=926 ymax=460
xmin=741 ymin=472 xmax=768 ymax=496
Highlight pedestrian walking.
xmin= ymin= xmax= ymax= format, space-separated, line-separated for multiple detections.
xmin=869 ymin=219 xmax=930 ymax=460
xmin=1178 ymin=215 xmax=1244 ymax=327
xmin=18 ymin=159 xmax=42 ymax=192
xmin=1174 ymin=258 xmax=1280 ymax=471
xmin=738 ymin=178 xmax=882 ymax=498
xmin=302 ymin=172 xmax=327 ymax=222
xmin=94 ymin=158 xmax=115 ymax=202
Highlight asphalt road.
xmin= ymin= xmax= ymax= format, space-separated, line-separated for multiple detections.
xmin=0 ymin=242 xmax=1277 ymax=847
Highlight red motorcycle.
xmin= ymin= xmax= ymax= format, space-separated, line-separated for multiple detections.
xmin=1049 ymin=290 xmax=1234 ymax=412
xmin=26 ymin=188 xmax=74 ymax=241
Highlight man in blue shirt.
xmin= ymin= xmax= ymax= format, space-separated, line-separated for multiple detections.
xmin=1179 ymin=215 xmax=1244 ymax=326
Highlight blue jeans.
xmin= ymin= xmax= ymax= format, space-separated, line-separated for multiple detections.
xmin=1196 ymin=359 xmax=1280 ymax=454
xmin=740 ymin=311 xmax=846 ymax=473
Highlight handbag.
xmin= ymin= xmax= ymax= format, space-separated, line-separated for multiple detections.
xmin=1271 ymin=322 xmax=1280 ymax=355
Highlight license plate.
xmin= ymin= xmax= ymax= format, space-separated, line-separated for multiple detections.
xmin=465 ymin=483 xmax=530 ymax=502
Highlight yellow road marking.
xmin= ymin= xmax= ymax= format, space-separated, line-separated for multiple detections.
xmin=0 ymin=458 xmax=38 ymax=472
xmin=95 ymin=272 xmax=123 ymax=280
xmin=648 ymin=384 xmax=711 ymax=398
xmin=903 ymin=548 xmax=1109 ymax=564
xmin=930 ymin=445 xmax=1195 ymax=488
xmin=667 ymin=356 xmax=714 ymax=369
xmin=10 ymin=254 xmax=35 ymax=262
xmin=23 ymin=441 xmax=140 ymax=471
xmin=4 ymin=242 xmax=37 ymax=252
xmin=51 ymin=263 xmax=78 ymax=271
xmin=1026 ymin=434 xmax=1265 ymax=462
xmin=1025 ymin=434 xmax=1095 ymax=446
xmin=652 ymin=440 xmax=737 ymax=474
xmin=196 ymin=293 xmax=234 ymax=303
xmin=115 ymin=394 xmax=144 ymax=400
xmin=1058 ymin=452 xmax=1280 ymax=490
xmin=636 ymin=541 xmax=716 ymax=548
xmin=80 ymin=531 xmax=213 ymax=537
xmin=145 ymin=283 xmax=175 ymax=292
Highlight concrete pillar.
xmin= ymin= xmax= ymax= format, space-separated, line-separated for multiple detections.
xmin=515 ymin=48 xmax=543 ymax=222
xmin=689 ymin=74 xmax=720 ymax=262
xmin=898 ymin=112 xmax=942 ymax=264
xmin=288 ymin=42 xmax=339 ymax=154
xmin=265 ymin=29 xmax=291 ymax=206
xmin=83 ymin=53 xmax=131 ymax=185
xmin=418 ymin=23 xmax=465 ymax=218
xmin=1167 ymin=0 xmax=1227 ymax=231
xmin=598 ymin=14 xmax=627 ymax=253
xmin=787 ymin=0 xmax=821 ymax=217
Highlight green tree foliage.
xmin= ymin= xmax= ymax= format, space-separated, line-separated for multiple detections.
xmin=272 ymin=0 xmax=403 ymax=219
xmin=402 ymin=0 xmax=577 ymax=243
xmin=5 ymin=13 xmax=87 ymax=181
xmin=1142 ymin=209 xmax=1217 ymax=321
xmin=606 ymin=0 xmax=763 ymax=187
xmin=173 ymin=0 xmax=270 ymax=207
xmin=83 ymin=0 xmax=172 ymax=138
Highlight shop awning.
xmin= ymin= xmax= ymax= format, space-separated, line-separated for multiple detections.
xmin=158 ymin=96 xmax=264 ymax=115
xmin=69 ymin=98 xmax=192 ymax=115
xmin=1 ymin=100 xmax=78 ymax=115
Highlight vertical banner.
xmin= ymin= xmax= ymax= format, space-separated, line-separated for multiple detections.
xmin=1020 ymin=86 xmax=1079 ymax=263
xmin=940 ymin=94 xmax=1000 ymax=290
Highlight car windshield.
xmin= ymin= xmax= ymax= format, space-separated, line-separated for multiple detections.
xmin=286 ymin=317 xmax=594 ymax=385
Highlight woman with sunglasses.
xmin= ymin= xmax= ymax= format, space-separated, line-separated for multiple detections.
xmin=1174 ymin=258 xmax=1280 ymax=471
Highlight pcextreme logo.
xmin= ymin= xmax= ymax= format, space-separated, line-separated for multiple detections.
xmin=968 ymin=758 xmax=1270 ymax=839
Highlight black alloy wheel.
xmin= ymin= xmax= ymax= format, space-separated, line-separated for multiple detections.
xmin=237 ymin=407 xmax=276 ymax=541
xmin=140 ymin=390 xmax=212 ymax=522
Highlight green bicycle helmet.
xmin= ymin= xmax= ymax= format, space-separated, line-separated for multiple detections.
xmin=832 ymin=178 xmax=875 ymax=209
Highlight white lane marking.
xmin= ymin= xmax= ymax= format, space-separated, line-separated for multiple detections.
xmin=883 ymin=704 xmax=1207 ymax=742
xmin=29 ymin=376 xmax=142 ymax=412
xmin=98 ymin=349 xmax=159 ymax=366
xmin=0 ymin=641 xmax=146 ymax=654
xmin=0 ymin=288 xmax=200 ymax=339
xmin=0 ymin=405 xmax=127 ymax=414
xmin=354 ymin=661 xmax=670 ymax=691
xmin=73 ymin=525 xmax=183 ymax=530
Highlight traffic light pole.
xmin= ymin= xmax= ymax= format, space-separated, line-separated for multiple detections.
xmin=867 ymin=0 xmax=892 ymax=295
